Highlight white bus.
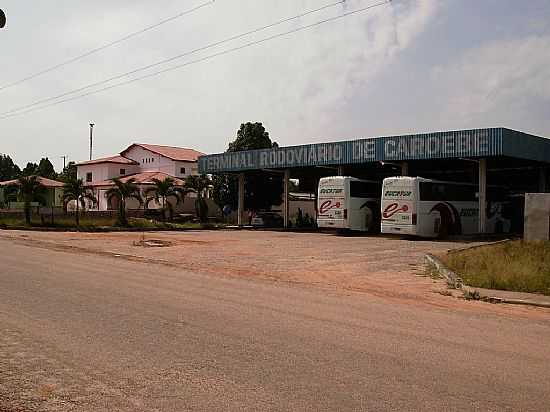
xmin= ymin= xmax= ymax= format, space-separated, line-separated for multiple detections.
xmin=380 ymin=176 xmax=512 ymax=238
xmin=317 ymin=176 xmax=381 ymax=232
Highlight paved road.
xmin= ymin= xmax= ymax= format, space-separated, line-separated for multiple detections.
xmin=1 ymin=239 xmax=550 ymax=411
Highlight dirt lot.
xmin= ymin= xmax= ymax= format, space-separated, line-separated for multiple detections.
xmin=1 ymin=229 xmax=539 ymax=317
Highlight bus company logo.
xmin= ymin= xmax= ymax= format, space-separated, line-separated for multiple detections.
xmin=382 ymin=203 xmax=409 ymax=219
xmin=384 ymin=190 xmax=412 ymax=198
xmin=320 ymin=188 xmax=343 ymax=194
xmin=319 ymin=200 xmax=341 ymax=214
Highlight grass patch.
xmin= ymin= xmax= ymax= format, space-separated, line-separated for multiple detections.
xmin=0 ymin=215 xmax=216 ymax=230
xmin=442 ymin=241 xmax=550 ymax=296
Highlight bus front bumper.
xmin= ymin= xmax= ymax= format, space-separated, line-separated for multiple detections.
xmin=381 ymin=224 xmax=417 ymax=236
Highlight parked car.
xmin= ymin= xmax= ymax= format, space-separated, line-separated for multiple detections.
xmin=251 ymin=211 xmax=284 ymax=227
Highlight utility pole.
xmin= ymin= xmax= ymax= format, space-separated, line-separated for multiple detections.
xmin=60 ymin=155 xmax=67 ymax=170
xmin=89 ymin=123 xmax=95 ymax=160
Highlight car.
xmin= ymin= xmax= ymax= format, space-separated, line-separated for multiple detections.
xmin=251 ymin=211 xmax=284 ymax=227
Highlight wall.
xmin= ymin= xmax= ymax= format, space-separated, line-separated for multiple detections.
xmin=123 ymin=146 xmax=175 ymax=175
xmin=524 ymin=193 xmax=550 ymax=240
xmin=174 ymin=161 xmax=199 ymax=178
xmin=77 ymin=163 xmax=139 ymax=183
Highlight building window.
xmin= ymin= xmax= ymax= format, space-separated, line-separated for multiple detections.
xmin=120 ymin=168 xmax=126 ymax=175
xmin=180 ymin=167 xmax=186 ymax=174
xmin=86 ymin=172 xmax=93 ymax=182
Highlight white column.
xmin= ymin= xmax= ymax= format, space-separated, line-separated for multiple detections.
xmin=478 ymin=158 xmax=487 ymax=234
xmin=238 ymin=173 xmax=245 ymax=226
xmin=337 ymin=166 xmax=345 ymax=176
xmin=401 ymin=162 xmax=409 ymax=176
xmin=283 ymin=169 xmax=290 ymax=228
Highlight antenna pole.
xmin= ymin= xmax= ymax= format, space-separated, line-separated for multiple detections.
xmin=89 ymin=123 xmax=95 ymax=160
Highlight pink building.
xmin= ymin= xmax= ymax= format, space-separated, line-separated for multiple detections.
xmin=76 ymin=143 xmax=204 ymax=211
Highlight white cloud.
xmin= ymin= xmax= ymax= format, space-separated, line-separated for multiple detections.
xmin=432 ymin=35 xmax=550 ymax=126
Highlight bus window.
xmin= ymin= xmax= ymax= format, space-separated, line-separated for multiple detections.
xmin=419 ymin=182 xmax=477 ymax=202
xmin=350 ymin=181 xmax=380 ymax=198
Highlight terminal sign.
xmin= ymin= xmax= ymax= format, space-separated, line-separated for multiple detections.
xmin=200 ymin=129 xmax=497 ymax=173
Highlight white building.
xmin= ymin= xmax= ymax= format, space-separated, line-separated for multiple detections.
xmin=76 ymin=143 xmax=204 ymax=211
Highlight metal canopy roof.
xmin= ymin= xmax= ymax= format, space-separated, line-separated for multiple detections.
xmin=198 ymin=128 xmax=550 ymax=174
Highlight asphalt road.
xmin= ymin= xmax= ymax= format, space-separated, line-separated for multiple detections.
xmin=1 ymin=238 xmax=550 ymax=411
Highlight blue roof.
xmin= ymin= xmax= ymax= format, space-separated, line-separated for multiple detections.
xmin=199 ymin=127 xmax=550 ymax=173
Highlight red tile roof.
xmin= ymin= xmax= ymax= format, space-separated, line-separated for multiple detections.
xmin=87 ymin=171 xmax=185 ymax=187
xmin=0 ymin=176 xmax=64 ymax=187
xmin=122 ymin=144 xmax=205 ymax=162
xmin=76 ymin=155 xmax=139 ymax=166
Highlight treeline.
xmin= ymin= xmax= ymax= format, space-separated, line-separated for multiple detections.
xmin=0 ymin=154 xmax=76 ymax=182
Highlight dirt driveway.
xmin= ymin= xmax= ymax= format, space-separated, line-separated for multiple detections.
xmin=0 ymin=229 xmax=522 ymax=315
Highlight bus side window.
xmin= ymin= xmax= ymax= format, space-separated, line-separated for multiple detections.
xmin=350 ymin=181 xmax=379 ymax=198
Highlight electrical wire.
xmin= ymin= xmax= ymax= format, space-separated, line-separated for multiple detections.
xmin=0 ymin=0 xmax=215 ymax=92
xmin=0 ymin=0 xmax=391 ymax=121
xmin=0 ymin=0 xmax=348 ymax=117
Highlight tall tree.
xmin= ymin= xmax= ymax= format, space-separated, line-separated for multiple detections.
xmin=144 ymin=177 xmax=190 ymax=221
xmin=58 ymin=161 xmax=77 ymax=183
xmin=21 ymin=162 xmax=38 ymax=176
xmin=36 ymin=157 xmax=57 ymax=179
xmin=62 ymin=178 xmax=97 ymax=227
xmin=185 ymin=174 xmax=211 ymax=223
xmin=6 ymin=176 xmax=47 ymax=225
xmin=105 ymin=178 xmax=142 ymax=226
xmin=0 ymin=154 xmax=21 ymax=180
xmin=212 ymin=122 xmax=282 ymax=212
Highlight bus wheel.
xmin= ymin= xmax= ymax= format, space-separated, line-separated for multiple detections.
xmin=437 ymin=218 xmax=450 ymax=239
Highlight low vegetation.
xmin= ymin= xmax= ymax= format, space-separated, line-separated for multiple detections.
xmin=0 ymin=215 xmax=214 ymax=230
xmin=442 ymin=241 xmax=550 ymax=296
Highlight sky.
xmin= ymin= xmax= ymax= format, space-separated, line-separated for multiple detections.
xmin=1 ymin=0 xmax=550 ymax=172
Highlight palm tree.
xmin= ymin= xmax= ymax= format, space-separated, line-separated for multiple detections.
xmin=62 ymin=178 xmax=97 ymax=227
xmin=144 ymin=177 xmax=190 ymax=221
xmin=6 ymin=176 xmax=47 ymax=225
xmin=105 ymin=177 xmax=142 ymax=226
xmin=185 ymin=174 xmax=211 ymax=223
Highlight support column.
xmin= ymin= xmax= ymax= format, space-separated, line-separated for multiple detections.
xmin=337 ymin=166 xmax=345 ymax=176
xmin=283 ymin=169 xmax=290 ymax=228
xmin=401 ymin=162 xmax=409 ymax=176
xmin=238 ymin=173 xmax=245 ymax=226
xmin=539 ymin=167 xmax=547 ymax=193
xmin=478 ymin=158 xmax=487 ymax=234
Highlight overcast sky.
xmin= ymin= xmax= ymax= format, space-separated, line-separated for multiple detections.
xmin=1 ymin=0 xmax=550 ymax=171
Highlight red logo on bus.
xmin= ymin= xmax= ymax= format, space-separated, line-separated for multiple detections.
xmin=319 ymin=200 xmax=341 ymax=214
xmin=383 ymin=203 xmax=409 ymax=218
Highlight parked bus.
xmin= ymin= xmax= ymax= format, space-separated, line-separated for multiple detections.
xmin=380 ymin=176 xmax=512 ymax=238
xmin=317 ymin=176 xmax=381 ymax=232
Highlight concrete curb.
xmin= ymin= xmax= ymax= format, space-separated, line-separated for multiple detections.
xmin=424 ymin=254 xmax=550 ymax=309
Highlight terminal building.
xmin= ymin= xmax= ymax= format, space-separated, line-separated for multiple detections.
xmin=198 ymin=127 xmax=550 ymax=233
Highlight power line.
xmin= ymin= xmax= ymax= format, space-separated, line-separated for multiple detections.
xmin=0 ymin=0 xmax=391 ymax=121
xmin=0 ymin=0 xmax=348 ymax=117
xmin=0 ymin=0 xmax=215 ymax=93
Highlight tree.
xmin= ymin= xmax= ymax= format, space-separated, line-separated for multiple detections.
xmin=105 ymin=178 xmax=142 ymax=226
xmin=0 ymin=154 xmax=21 ymax=181
xmin=58 ymin=161 xmax=77 ymax=183
xmin=21 ymin=162 xmax=38 ymax=176
xmin=144 ymin=177 xmax=190 ymax=221
xmin=185 ymin=174 xmax=211 ymax=223
xmin=6 ymin=176 xmax=47 ymax=225
xmin=212 ymin=122 xmax=282 ymax=212
xmin=36 ymin=157 xmax=57 ymax=179
xmin=62 ymin=178 xmax=97 ymax=227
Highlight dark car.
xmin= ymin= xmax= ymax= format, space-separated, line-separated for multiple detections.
xmin=251 ymin=211 xmax=284 ymax=228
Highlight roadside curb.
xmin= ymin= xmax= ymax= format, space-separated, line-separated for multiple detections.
xmin=0 ymin=225 xmax=224 ymax=233
xmin=424 ymin=254 xmax=550 ymax=309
